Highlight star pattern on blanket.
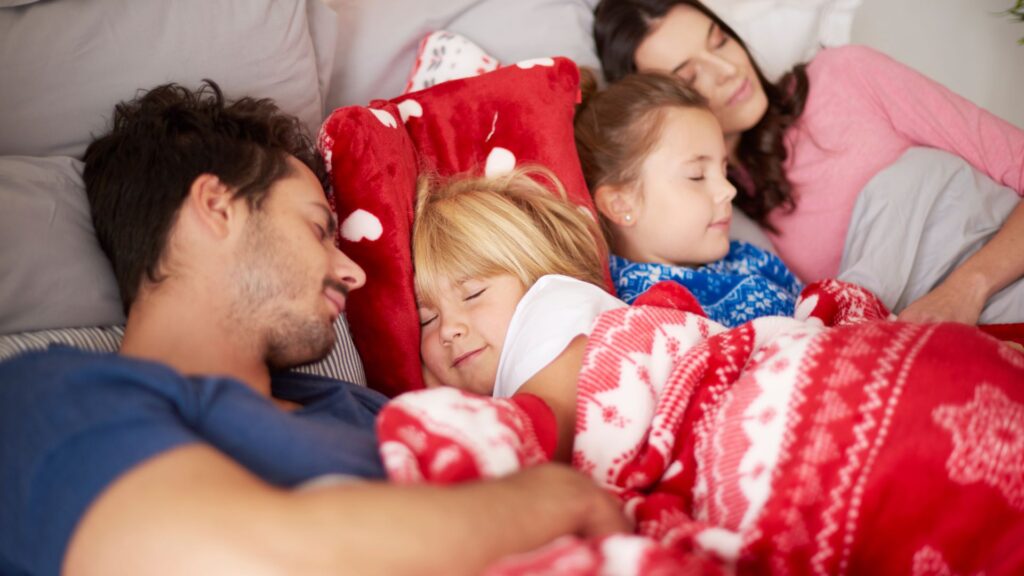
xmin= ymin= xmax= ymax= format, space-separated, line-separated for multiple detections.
xmin=911 ymin=545 xmax=983 ymax=576
xmin=932 ymin=384 xmax=1024 ymax=511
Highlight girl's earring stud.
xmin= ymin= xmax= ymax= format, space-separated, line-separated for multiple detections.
xmin=623 ymin=214 xmax=632 ymax=223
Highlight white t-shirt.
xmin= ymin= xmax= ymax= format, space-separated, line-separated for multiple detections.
xmin=493 ymin=275 xmax=625 ymax=398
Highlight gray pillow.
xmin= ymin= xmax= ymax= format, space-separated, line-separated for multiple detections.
xmin=0 ymin=156 xmax=124 ymax=334
xmin=0 ymin=317 xmax=368 ymax=386
xmin=327 ymin=0 xmax=602 ymax=107
xmin=0 ymin=0 xmax=329 ymax=158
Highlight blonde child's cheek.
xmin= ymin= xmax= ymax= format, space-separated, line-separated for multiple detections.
xmin=422 ymin=363 xmax=444 ymax=388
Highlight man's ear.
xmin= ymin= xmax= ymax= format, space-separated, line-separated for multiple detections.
xmin=184 ymin=173 xmax=238 ymax=238
xmin=593 ymin=183 xmax=639 ymax=227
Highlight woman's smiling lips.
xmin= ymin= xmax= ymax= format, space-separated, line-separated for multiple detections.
xmin=452 ymin=347 xmax=485 ymax=368
xmin=726 ymin=78 xmax=751 ymax=107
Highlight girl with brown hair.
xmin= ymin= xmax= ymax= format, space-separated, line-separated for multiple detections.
xmin=593 ymin=0 xmax=1024 ymax=325
xmin=575 ymin=70 xmax=803 ymax=327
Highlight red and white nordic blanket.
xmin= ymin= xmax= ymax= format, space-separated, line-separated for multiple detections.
xmin=378 ymin=281 xmax=1024 ymax=575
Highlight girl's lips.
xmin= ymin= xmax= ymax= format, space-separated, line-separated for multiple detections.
xmin=727 ymin=78 xmax=751 ymax=107
xmin=452 ymin=347 xmax=484 ymax=368
xmin=709 ymin=217 xmax=731 ymax=230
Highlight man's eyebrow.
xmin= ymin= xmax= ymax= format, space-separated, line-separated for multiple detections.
xmin=311 ymin=203 xmax=338 ymax=236
xmin=670 ymin=21 xmax=716 ymax=75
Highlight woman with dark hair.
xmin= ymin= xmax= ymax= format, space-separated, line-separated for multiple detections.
xmin=593 ymin=0 xmax=1024 ymax=326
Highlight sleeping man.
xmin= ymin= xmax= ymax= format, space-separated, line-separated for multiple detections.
xmin=0 ymin=80 xmax=627 ymax=576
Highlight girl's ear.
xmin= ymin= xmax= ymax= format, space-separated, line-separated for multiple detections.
xmin=594 ymin=183 xmax=639 ymax=227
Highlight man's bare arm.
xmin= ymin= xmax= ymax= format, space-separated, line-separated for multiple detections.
xmin=64 ymin=443 xmax=627 ymax=576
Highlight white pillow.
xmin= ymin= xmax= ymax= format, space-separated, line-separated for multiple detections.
xmin=0 ymin=0 xmax=334 ymax=158
xmin=705 ymin=0 xmax=862 ymax=80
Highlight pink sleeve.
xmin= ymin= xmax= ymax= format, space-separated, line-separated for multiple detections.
xmin=838 ymin=45 xmax=1024 ymax=196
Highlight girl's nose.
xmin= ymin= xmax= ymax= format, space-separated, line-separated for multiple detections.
xmin=439 ymin=314 xmax=466 ymax=345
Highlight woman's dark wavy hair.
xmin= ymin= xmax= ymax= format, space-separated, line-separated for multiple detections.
xmin=83 ymin=80 xmax=327 ymax=312
xmin=593 ymin=0 xmax=808 ymax=231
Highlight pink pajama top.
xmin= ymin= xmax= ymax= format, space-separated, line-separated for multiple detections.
xmin=764 ymin=45 xmax=1024 ymax=282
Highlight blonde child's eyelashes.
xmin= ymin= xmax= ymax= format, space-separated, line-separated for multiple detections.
xmin=463 ymin=288 xmax=486 ymax=302
xmin=417 ymin=307 xmax=439 ymax=328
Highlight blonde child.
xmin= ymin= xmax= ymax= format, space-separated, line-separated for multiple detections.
xmin=391 ymin=165 xmax=1024 ymax=575
xmin=574 ymin=71 xmax=801 ymax=327
xmin=413 ymin=166 xmax=624 ymax=461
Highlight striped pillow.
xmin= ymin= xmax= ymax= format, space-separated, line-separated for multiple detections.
xmin=0 ymin=316 xmax=367 ymax=386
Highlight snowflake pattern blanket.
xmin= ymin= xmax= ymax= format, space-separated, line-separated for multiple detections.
xmin=378 ymin=281 xmax=1024 ymax=575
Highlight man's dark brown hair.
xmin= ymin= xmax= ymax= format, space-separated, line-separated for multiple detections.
xmin=83 ymin=80 xmax=328 ymax=311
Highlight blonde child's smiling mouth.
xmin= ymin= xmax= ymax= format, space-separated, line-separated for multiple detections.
xmin=452 ymin=346 xmax=486 ymax=368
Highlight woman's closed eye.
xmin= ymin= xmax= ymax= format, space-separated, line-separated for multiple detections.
xmin=710 ymin=25 xmax=729 ymax=50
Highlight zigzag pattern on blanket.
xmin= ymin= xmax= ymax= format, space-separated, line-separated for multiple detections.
xmin=375 ymin=279 xmax=1024 ymax=573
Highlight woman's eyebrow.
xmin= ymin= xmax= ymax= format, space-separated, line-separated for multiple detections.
xmin=670 ymin=22 xmax=717 ymax=75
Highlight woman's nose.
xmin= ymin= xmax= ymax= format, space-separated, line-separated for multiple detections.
xmin=708 ymin=53 xmax=738 ymax=85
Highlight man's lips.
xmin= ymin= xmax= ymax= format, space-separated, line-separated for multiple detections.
xmin=726 ymin=78 xmax=751 ymax=107
xmin=323 ymin=286 xmax=347 ymax=316
xmin=452 ymin=347 xmax=484 ymax=368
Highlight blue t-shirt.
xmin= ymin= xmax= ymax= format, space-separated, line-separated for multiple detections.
xmin=610 ymin=241 xmax=803 ymax=327
xmin=0 ymin=346 xmax=387 ymax=576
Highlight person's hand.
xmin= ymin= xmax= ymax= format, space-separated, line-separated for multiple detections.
xmin=897 ymin=277 xmax=985 ymax=325
xmin=503 ymin=464 xmax=631 ymax=538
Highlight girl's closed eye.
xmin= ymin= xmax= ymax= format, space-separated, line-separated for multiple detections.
xmin=464 ymin=288 xmax=486 ymax=301
xmin=418 ymin=309 xmax=438 ymax=328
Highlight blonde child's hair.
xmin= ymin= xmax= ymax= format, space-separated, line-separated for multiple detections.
xmin=413 ymin=166 xmax=608 ymax=306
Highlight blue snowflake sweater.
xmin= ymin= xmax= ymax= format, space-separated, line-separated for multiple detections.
xmin=610 ymin=241 xmax=803 ymax=327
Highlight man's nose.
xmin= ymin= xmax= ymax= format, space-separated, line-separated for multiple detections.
xmin=330 ymin=245 xmax=366 ymax=291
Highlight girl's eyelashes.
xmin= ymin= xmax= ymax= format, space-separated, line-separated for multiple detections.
xmin=464 ymin=288 xmax=486 ymax=301
xmin=419 ymin=313 xmax=438 ymax=328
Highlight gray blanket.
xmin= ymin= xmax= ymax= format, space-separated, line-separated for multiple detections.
xmin=838 ymin=147 xmax=1022 ymax=324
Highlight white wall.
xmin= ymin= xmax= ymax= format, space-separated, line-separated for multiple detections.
xmin=851 ymin=0 xmax=1023 ymax=127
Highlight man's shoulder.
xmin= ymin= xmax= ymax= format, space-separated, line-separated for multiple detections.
xmin=0 ymin=345 xmax=118 ymax=380
xmin=0 ymin=346 xmax=186 ymax=408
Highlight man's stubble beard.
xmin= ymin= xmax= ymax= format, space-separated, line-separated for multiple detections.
xmin=229 ymin=213 xmax=336 ymax=371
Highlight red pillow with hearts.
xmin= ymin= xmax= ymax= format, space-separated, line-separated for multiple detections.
xmin=391 ymin=56 xmax=596 ymax=217
xmin=320 ymin=56 xmax=603 ymax=398
xmin=317 ymin=102 xmax=422 ymax=398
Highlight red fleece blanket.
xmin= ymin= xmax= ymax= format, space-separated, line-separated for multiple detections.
xmin=378 ymin=281 xmax=1024 ymax=575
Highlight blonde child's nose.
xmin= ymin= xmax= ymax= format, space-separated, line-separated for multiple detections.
xmin=439 ymin=316 xmax=466 ymax=344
